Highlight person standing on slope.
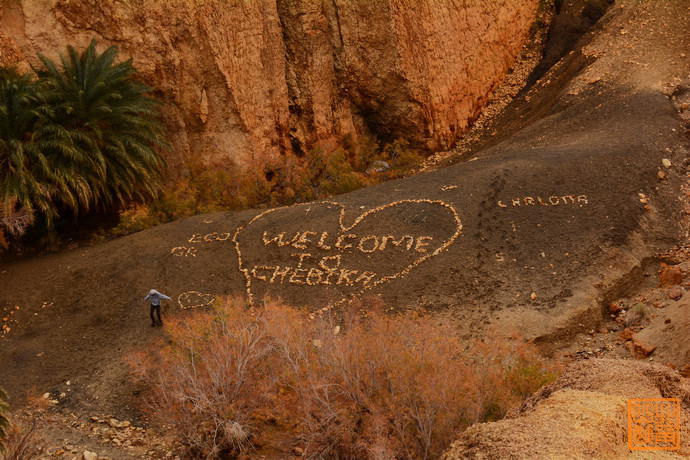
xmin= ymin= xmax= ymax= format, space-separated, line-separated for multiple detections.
xmin=144 ymin=289 xmax=171 ymax=327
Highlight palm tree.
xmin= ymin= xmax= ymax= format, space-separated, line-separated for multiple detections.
xmin=0 ymin=40 xmax=168 ymax=238
xmin=0 ymin=387 xmax=9 ymax=452
xmin=37 ymin=39 xmax=168 ymax=210
xmin=0 ymin=69 xmax=46 ymax=218
xmin=0 ymin=68 xmax=91 ymax=228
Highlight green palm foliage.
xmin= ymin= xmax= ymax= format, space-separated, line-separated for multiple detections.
xmin=0 ymin=387 xmax=9 ymax=452
xmin=0 ymin=69 xmax=55 ymax=222
xmin=0 ymin=40 xmax=167 ymax=235
xmin=37 ymin=38 xmax=168 ymax=210
xmin=0 ymin=68 xmax=97 ymax=224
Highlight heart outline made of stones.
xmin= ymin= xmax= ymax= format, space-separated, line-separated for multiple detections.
xmin=233 ymin=200 xmax=463 ymax=309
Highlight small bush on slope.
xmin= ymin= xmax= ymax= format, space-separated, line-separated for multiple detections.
xmin=0 ymin=392 xmax=45 ymax=460
xmin=110 ymin=137 xmax=423 ymax=238
xmin=129 ymin=297 xmax=559 ymax=459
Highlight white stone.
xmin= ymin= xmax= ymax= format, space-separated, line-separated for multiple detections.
xmin=82 ymin=451 xmax=98 ymax=460
xmin=662 ymin=158 xmax=672 ymax=168
xmin=108 ymin=418 xmax=121 ymax=428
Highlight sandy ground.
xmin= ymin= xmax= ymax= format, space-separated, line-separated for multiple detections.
xmin=1 ymin=0 xmax=689 ymax=458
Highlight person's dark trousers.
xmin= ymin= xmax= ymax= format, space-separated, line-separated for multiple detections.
xmin=150 ymin=304 xmax=162 ymax=326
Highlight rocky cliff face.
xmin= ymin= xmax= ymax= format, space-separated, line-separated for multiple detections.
xmin=0 ymin=0 xmax=538 ymax=167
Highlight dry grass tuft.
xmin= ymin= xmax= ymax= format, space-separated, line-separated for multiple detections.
xmin=0 ymin=393 xmax=47 ymax=460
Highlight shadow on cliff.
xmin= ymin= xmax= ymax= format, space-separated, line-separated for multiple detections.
xmin=438 ymin=0 xmax=617 ymax=165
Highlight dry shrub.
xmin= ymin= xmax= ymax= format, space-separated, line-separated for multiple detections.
xmin=465 ymin=334 xmax=561 ymax=423
xmin=110 ymin=136 xmax=423 ymax=236
xmin=0 ymin=393 xmax=47 ymax=460
xmin=266 ymin=301 xmax=477 ymax=459
xmin=0 ymin=200 xmax=35 ymax=252
xmin=624 ymin=302 xmax=650 ymax=327
xmin=0 ymin=388 xmax=7 ymax=453
xmin=129 ymin=303 xmax=279 ymax=458
xmin=130 ymin=297 xmax=559 ymax=459
xmin=1 ymin=420 xmax=43 ymax=460
xmin=0 ymin=229 xmax=8 ymax=252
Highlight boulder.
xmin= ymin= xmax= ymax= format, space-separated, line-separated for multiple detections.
xmin=660 ymin=264 xmax=683 ymax=287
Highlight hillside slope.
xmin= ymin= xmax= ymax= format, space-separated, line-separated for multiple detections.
xmin=0 ymin=0 xmax=689 ymax=458
xmin=2 ymin=0 xmax=689 ymax=405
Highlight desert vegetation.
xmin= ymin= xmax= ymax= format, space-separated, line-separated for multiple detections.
xmin=129 ymin=297 xmax=560 ymax=459
xmin=108 ymin=137 xmax=423 ymax=240
xmin=0 ymin=390 xmax=45 ymax=460
xmin=0 ymin=38 xmax=424 ymax=252
xmin=0 ymin=39 xmax=167 ymax=250
xmin=0 ymin=388 xmax=8 ymax=452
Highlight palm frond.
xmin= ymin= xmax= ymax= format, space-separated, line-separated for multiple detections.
xmin=1 ymin=38 xmax=169 ymax=233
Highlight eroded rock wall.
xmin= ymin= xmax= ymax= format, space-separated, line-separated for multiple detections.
xmin=0 ymin=0 xmax=538 ymax=166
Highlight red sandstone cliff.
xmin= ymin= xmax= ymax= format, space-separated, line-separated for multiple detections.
xmin=0 ymin=0 xmax=538 ymax=167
